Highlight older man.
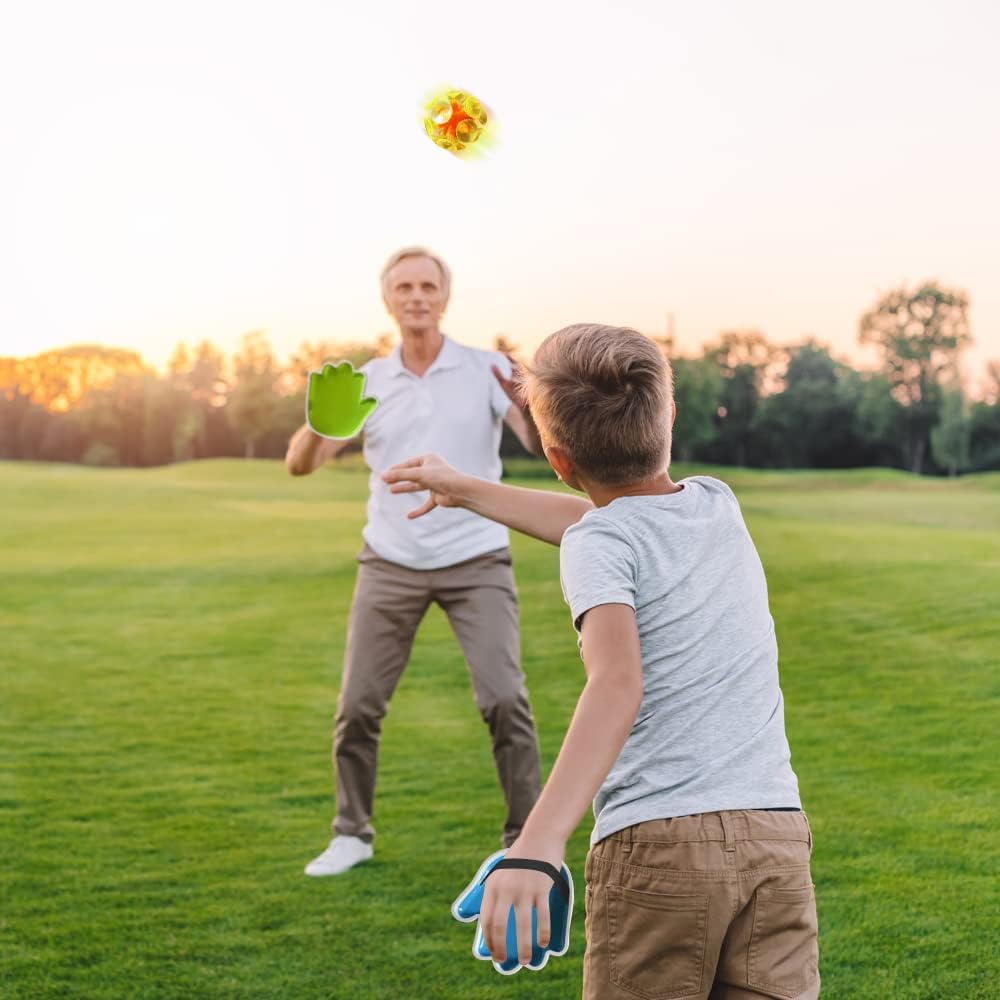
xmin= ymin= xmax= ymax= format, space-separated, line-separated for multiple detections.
xmin=286 ymin=246 xmax=544 ymax=876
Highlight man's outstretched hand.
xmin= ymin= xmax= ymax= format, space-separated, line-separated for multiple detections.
xmin=491 ymin=356 xmax=528 ymax=409
xmin=492 ymin=356 xmax=544 ymax=457
xmin=382 ymin=453 xmax=470 ymax=518
xmin=307 ymin=362 xmax=378 ymax=439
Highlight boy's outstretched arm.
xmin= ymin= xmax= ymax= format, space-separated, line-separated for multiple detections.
xmin=381 ymin=453 xmax=593 ymax=546
xmin=478 ymin=602 xmax=644 ymax=963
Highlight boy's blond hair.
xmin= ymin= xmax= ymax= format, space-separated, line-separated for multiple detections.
xmin=520 ymin=324 xmax=674 ymax=485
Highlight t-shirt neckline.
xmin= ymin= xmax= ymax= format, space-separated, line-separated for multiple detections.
xmin=604 ymin=481 xmax=692 ymax=508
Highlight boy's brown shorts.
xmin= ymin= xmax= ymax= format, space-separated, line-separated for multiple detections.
xmin=583 ymin=810 xmax=819 ymax=1000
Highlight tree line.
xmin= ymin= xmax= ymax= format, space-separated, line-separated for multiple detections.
xmin=1 ymin=281 xmax=997 ymax=476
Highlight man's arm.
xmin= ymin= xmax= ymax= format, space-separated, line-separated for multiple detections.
xmin=492 ymin=360 xmax=545 ymax=457
xmin=381 ymin=454 xmax=593 ymax=545
xmin=503 ymin=402 xmax=545 ymax=457
xmin=285 ymin=423 xmax=354 ymax=476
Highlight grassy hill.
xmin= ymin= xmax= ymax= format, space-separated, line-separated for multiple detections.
xmin=2 ymin=460 xmax=997 ymax=998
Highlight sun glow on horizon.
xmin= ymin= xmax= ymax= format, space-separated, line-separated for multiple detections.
xmin=1 ymin=1 xmax=997 ymax=391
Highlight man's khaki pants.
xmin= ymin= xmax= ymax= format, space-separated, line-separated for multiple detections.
xmin=332 ymin=544 xmax=541 ymax=847
xmin=584 ymin=810 xmax=820 ymax=999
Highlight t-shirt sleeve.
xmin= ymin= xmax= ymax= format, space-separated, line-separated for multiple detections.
xmin=687 ymin=475 xmax=741 ymax=513
xmin=560 ymin=516 xmax=638 ymax=631
xmin=489 ymin=351 xmax=514 ymax=421
xmin=707 ymin=476 xmax=738 ymax=505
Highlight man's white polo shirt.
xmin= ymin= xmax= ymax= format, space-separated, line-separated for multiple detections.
xmin=358 ymin=335 xmax=514 ymax=570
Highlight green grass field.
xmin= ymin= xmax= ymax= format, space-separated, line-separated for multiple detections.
xmin=2 ymin=458 xmax=998 ymax=999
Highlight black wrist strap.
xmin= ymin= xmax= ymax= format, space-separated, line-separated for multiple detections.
xmin=485 ymin=859 xmax=571 ymax=904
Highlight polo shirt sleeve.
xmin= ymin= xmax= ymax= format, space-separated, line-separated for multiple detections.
xmin=560 ymin=515 xmax=638 ymax=631
xmin=489 ymin=351 xmax=514 ymax=420
xmin=357 ymin=359 xmax=378 ymax=439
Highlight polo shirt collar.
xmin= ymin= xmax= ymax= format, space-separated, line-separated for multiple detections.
xmin=386 ymin=334 xmax=462 ymax=378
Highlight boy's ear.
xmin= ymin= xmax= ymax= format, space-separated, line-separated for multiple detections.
xmin=544 ymin=445 xmax=574 ymax=484
xmin=670 ymin=400 xmax=677 ymax=427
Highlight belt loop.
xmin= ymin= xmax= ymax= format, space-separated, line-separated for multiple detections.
xmin=719 ymin=812 xmax=736 ymax=853
xmin=622 ymin=824 xmax=633 ymax=856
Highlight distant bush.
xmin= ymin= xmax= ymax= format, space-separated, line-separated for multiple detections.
xmin=82 ymin=442 xmax=119 ymax=467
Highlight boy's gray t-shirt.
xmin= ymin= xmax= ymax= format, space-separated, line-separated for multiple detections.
xmin=559 ymin=475 xmax=801 ymax=845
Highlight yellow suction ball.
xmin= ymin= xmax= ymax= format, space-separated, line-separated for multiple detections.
xmin=422 ymin=86 xmax=492 ymax=158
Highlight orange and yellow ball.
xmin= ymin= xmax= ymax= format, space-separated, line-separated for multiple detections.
xmin=422 ymin=88 xmax=491 ymax=157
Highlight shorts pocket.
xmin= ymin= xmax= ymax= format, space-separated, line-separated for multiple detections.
xmin=747 ymin=883 xmax=819 ymax=997
xmin=607 ymin=885 xmax=709 ymax=999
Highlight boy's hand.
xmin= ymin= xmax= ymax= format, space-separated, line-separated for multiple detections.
xmin=381 ymin=453 xmax=470 ymax=518
xmin=480 ymin=836 xmax=565 ymax=966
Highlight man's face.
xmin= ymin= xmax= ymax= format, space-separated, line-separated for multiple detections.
xmin=383 ymin=256 xmax=446 ymax=334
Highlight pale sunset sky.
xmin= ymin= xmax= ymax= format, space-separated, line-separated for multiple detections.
xmin=2 ymin=1 xmax=998 ymax=389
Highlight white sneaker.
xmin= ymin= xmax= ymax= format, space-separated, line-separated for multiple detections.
xmin=304 ymin=835 xmax=373 ymax=877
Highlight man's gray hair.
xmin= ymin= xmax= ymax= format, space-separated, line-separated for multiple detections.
xmin=380 ymin=246 xmax=452 ymax=306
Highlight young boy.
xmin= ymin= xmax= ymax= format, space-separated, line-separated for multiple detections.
xmin=382 ymin=324 xmax=819 ymax=999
